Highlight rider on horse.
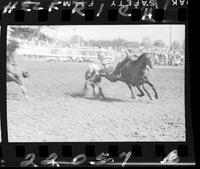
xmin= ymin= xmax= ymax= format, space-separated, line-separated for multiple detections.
xmin=94 ymin=49 xmax=134 ymax=81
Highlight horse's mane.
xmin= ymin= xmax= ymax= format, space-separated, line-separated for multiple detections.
xmin=137 ymin=53 xmax=148 ymax=60
xmin=130 ymin=52 xmax=151 ymax=64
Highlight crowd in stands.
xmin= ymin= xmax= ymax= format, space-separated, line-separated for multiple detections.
xmin=121 ymin=46 xmax=184 ymax=66
xmin=9 ymin=38 xmax=184 ymax=66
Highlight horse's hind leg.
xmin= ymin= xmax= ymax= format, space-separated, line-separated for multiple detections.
xmin=126 ymin=83 xmax=136 ymax=99
xmin=145 ymin=81 xmax=158 ymax=99
xmin=142 ymin=84 xmax=152 ymax=100
xmin=136 ymin=85 xmax=145 ymax=97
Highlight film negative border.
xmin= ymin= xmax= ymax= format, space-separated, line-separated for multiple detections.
xmin=0 ymin=0 xmax=195 ymax=167
xmin=2 ymin=143 xmax=195 ymax=167
xmin=0 ymin=0 xmax=188 ymax=24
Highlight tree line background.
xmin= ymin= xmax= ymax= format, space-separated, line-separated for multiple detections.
xmin=9 ymin=26 xmax=184 ymax=51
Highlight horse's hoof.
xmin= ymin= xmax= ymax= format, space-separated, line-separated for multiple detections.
xmin=131 ymin=96 xmax=137 ymax=100
xmin=137 ymin=94 xmax=144 ymax=97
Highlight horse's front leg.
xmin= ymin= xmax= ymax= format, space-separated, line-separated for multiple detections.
xmin=136 ymin=84 xmax=145 ymax=97
xmin=126 ymin=83 xmax=136 ymax=99
xmin=142 ymin=84 xmax=152 ymax=100
xmin=145 ymin=81 xmax=158 ymax=99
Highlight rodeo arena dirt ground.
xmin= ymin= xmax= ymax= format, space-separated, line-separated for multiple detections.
xmin=7 ymin=59 xmax=185 ymax=142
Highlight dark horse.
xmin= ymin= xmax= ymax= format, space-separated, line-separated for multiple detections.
xmin=100 ymin=52 xmax=158 ymax=100
xmin=83 ymin=52 xmax=137 ymax=98
xmin=118 ymin=52 xmax=158 ymax=100
xmin=7 ymin=40 xmax=30 ymax=99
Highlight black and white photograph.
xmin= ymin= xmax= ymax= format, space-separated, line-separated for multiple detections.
xmin=0 ymin=26 xmax=2 ymax=143
xmin=6 ymin=25 xmax=185 ymax=142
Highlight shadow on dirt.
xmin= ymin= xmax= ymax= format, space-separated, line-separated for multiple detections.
xmin=65 ymin=91 xmax=126 ymax=103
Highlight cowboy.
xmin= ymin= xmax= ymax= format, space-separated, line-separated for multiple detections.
xmin=97 ymin=52 xmax=111 ymax=70
xmin=87 ymin=63 xmax=101 ymax=80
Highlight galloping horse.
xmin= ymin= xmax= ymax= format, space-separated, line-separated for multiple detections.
xmin=117 ymin=52 xmax=158 ymax=100
xmin=7 ymin=40 xmax=30 ymax=99
xmin=84 ymin=52 xmax=158 ymax=100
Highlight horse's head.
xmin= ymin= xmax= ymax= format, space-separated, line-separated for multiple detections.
xmin=144 ymin=53 xmax=154 ymax=69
